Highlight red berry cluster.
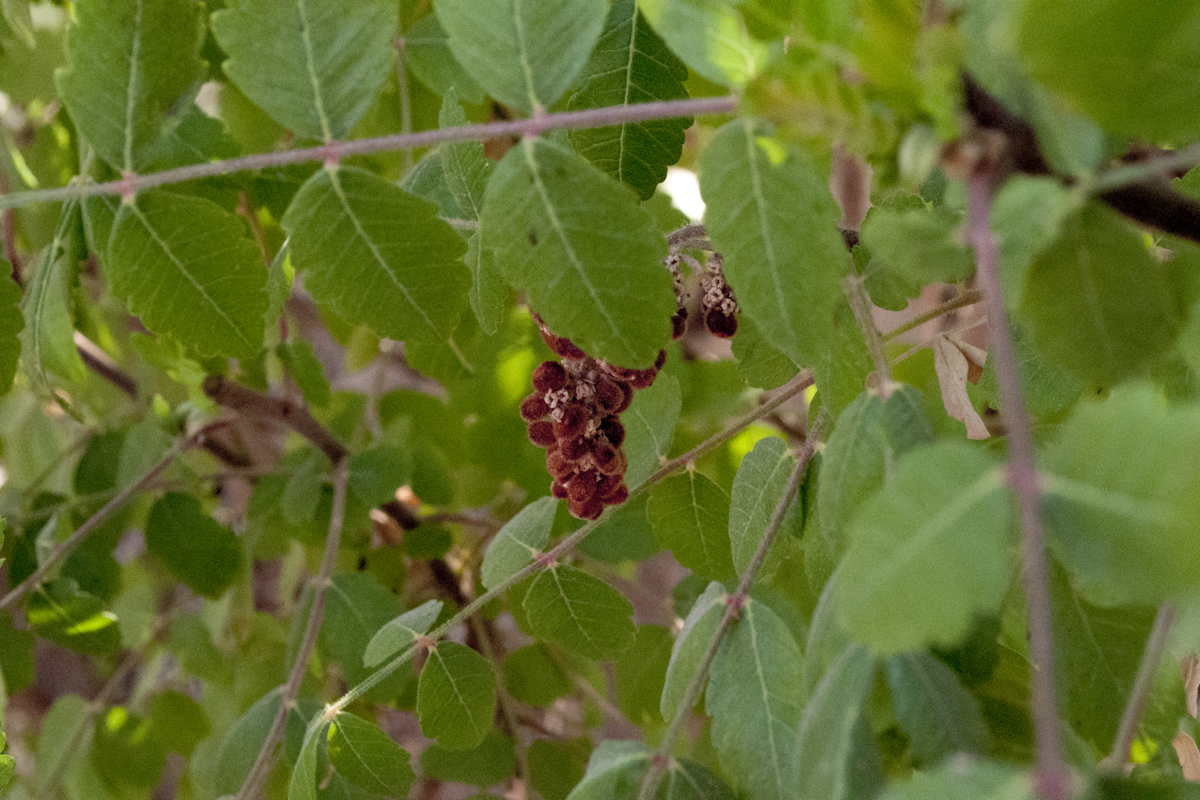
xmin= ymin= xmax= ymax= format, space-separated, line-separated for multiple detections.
xmin=522 ymin=315 xmax=666 ymax=520
xmin=664 ymin=252 xmax=739 ymax=339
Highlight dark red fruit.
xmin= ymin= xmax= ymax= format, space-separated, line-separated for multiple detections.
xmin=627 ymin=368 xmax=657 ymax=389
xmin=591 ymin=441 xmax=619 ymax=472
xmin=547 ymin=451 xmax=575 ymax=480
xmin=560 ymin=436 xmax=590 ymax=461
xmin=654 ymin=350 xmax=667 ymax=370
xmin=548 ymin=335 xmax=586 ymax=360
xmin=597 ymin=473 xmax=623 ymax=498
xmin=532 ymin=361 xmax=568 ymax=393
xmin=521 ymin=393 xmax=550 ymax=421
xmin=551 ymin=480 xmax=570 ymax=499
xmin=615 ymin=382 xmax=634 ymax=413
xmin=566 ymin=471 xmax=599 ymax=503
xmin=595 ymin=448 xmax=626 ymax=476
xmin=671 ymin=308 xmax=688 ymax=339
xmin=528 ymin=421 xmax=557 ymax=447
xmin=553 ymin=404 xmax=587 ymax=438
xmin=600 ymin=482 xmax=629 ymax=505
xmin=705 ymin=309 xmax=738 ymax=338
xmin=594 ymin=377 xmax=625 ymax=413
xmin=570 ymin=497 xmax=605 ymax=520
xmin=599 ymin=415 xmax=625 ymax=446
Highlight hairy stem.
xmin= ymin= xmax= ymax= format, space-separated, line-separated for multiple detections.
xmin=967 ymin=170 xmax=1067 ymax=800
xmin=325 ymin=372 xmax=813 ymax=713
xmin=844 ymin=273 xmax=892 ymax=388
xmin=637 ymin=418 xmax=823 ymax=800
xmin=881 ymin=289 xmax=984 ymax=342
xmin=1102 ymin=603 xmax=1177 ymax=770
xmin=0 ymin=421 xmax=226 ymax=612
xmin=0 ymin=97 xmax=737 ymax=211
xmin=234 ymin=461 xmax=349 ymax=800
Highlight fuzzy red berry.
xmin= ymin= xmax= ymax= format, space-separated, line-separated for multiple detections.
xmin=597 ymin=473 xmax=623 ymax=498
xmin=570 ymin=497 xmax=605 ymax=520
xmin=560 ymin=436 xmax=590 ymax=461
xmin=532 ymin=361 xmax=568 ymax=393
xmin=599 ymin=415 xmax=625 ymax=446
xmin=671 ymin=308 xmax=688 ymax=339
xmin=705 ymin=309 xmax=738 ymax=338
xmin=528 ymin=421 xmax=557 ymax=447
xmin=521 ymin=393 xmax=550 ymax=422
xmin=551 ymin=480 xmax=570 ymax=499
xmin=547 ymin=450 xmax=575 ymax=480
xmin=594 ymin=376 xmax=625 ymax=413
xmin=553 ymin=404 xmax=588 ymax=438
xmin=566 ymin=471 xmax=599 ymax=503
xmin=599 ymin=482 xmax=629 ymax=505
xmin=549 ymin=335 xmax=586 ymax=360
xmin=627 ymin=368 xmax=657 ymax=390
xmin=591 ymin=441 xmax=619 ymax=471
xmin=595 ymin=447 xmax=626 ymax=476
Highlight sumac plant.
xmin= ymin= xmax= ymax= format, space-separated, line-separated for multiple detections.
xmin=4 ymin=1 xmax=1200 ymax=799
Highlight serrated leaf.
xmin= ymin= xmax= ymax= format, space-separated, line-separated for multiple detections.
xmin=320 ymin=573 xmax=401 ymax=684
xmin=0 ymin=267 xmax=23 ymax=396
xmin=661 ymin=581 xmax=725 ymax=719
xmin=363 ymin=599 xmax=443 ymax=668
xmin=566 ymin=0 xmax=691 ymax=200
xmin=1019 ymin=204 xmax=1188 ymax=384
xmin=417 ymin=641 xmax=497 ymax=750
xmin=706 ymin=596 xmax=804 ymax=800
xmin=701 ymin=119 xmax=846 ymax=366
xmin=438 ymin=92 xmax=490 ymax=221
xmin=623 ymin=372 xmax=681 ymax=486
xmin=885 ymin=652 xmax=990 ymax=763
xmin=815 ymin=386 xmax=933 ymax=565
xmin=1017 ymin=0 xmax=1200 ymax=142
xmin=836 ymin=442 xmax=1011 ymax=654
xmin=107 ymin=191 xmax=267 ymax=359
xmin=435 ymin=0 xmax=607 ymax=114
xmin=860 ymin=204 xmax=972 ymax=298
xmin=145 ymin=492 xmax=242 ymax=598
xmin=524 ymin=564 xmax=636 ymax=660
xmin=648 ymin=471 xmax=735 ymax=582
xmin=212 ymin=0 xmax=397 ymax=141
xmin=638 ymin=0 xmax=770 ymax=87
xmin=793 ymin=643 xmax=881 ymax=800
xmin=288 ymin=719 xmax=326 ymax=800
xmin=466 ymin=230 xmax=506 ymax=336
xmin=482 ymin=497 xmax=557 ymax=591
xmin=1042 ymin=384 xmax=1200 ymax=605
xmin=283 ymin=166 xmax=468 ymax=343
xmin=729 ymin=437 xmax=802 ymax=580
xmin=326 ymin=712 xmax=415 ymax=796
xmin=21 ymin=206 xmax=86 ymax=391
xmin=481 ymin=137 xmax=674 ymax=367
xmin=27 ymin=578 xmax=121 ymax=654
xmin=405 ymin=14 xmax=487 ymax=105
xmin=277 ymin=340 xmax=331 ymax=408
xmin=56 ymin=0 xmax=204 ymax=170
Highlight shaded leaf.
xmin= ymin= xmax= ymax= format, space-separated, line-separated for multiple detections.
xmin=421 ymin=730 xmax=516 ymax=787
xmin=565 ymin=739 xmax=735 ymax=800
xmin=648 ymin=470 xmax=736 ymax=582
xmin=320 ymin=573 xmax=401 ymax=684
xmin=288 ymin=719 xmax=326 ymax=800
xmin=363 ymin=599 xmax=443 ymax=668
xmin=481 ymin=137 xmax=674 ymax=367
xmin=836 ymin=442 xmax=1011 ymax=654
xmin=661 ymin=581 xmax=725 ymax=720
xmin=327 ymin=712 xmax=415 ymax=797
xmin=567 ymin=0 xmax=691 ymax=199
xmin=417 ymin=641 xmax=497 ymax=750
xmin=283 ymin=166 xmax=469 ymax=343
xmin=886 ymin=651 xmax=990 ymax=763
xmin=623 ymin=372 xmax=681 ymax=486
xmin=729 ymin=437 xmax=802 ymax=580
xmin=615 ymin=625 xmax=673 ymax=723
xmin=524 ymin=564 xmax=636 ymax=660
xmin=435 ymin=0 xmax=607 ymax=113
xmin=92 ymin=706 xmax=167 ymax=789
xmin=503 ymin=644 xmax=571 ymax=708
xmin=277 ymin=340 xmax=331 ymax=408
xmin=876 ymin=759 xmax=1031 ymax=800
xmin=482 ymin=496 xmax=557 ymax=591
xmin=21 ymin=209 xmax=86 ymax=391
xmin=145 ymin=492 xmax=241 ymax=598
xmin=860 ymin=204 xmax=972 ymax=301
xmin=0 ymin=268 xmax=22 ymax=396
xmin=732 ymin=316 xmax=802 ymax=389
xmin=212 ymin=0 xmax=397 ymax=140
xmin=405 ymin=13 xmax=487 ymax=105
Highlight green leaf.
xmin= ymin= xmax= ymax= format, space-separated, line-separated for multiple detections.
xmin=706 ymin=596 xmax=804 ymax=800
xmin=362 ymin=599 xmax=443 ymax=669
xmin=814 ymin=387 xmax=933 ymax=565
xmin=638 ymin=0 xmax=771 ymax=87
xmin=56 ymin=0 xmax=204 ymax=170
xmin=732 ymin=316 xmax=802 ymax=389
xmin=405 ymin=14 xmax=487 ymax=105
xmin=467 ymin=230 xmax=507 ymax=336
xmin=320 ymin=573 xmax=401 ymax=684
xmin=729 ymin=437 xmax=802 ymax=580
xmin=481 ymin=137 xmax=674 ymax=367
xmin=288 ymin=719 xmax=326 ymax=800
xmin=417 ymin=641 xmax=497 ymax=750
xmin=0 ymin=268 xmax=22 ymax=396
xmin=145 ymin=492 xmax=242 ymax=599
xmin=989 ymin=179 xmax=1079 ymax=304
xmin=27 ymin=578 xmax=121 ymax=654
xmin=147 ymin=690 xmax=210 ymax=755
xmin=215 ymin=689 xmax=318 ymax=796
xmin=435 ymin=0 xmax=607 ymax=113
xmin=346 ymin=445 xmax=410 ymax=508
xmin=36 ymin=694 xmax=90 ymax=794
xmin=438 ymin=92 xmax=491 ymax=221
xmin=647 ymin=470 xmax=736 ymax=582
xmin=885 ymin=652 xmax=990 ymax=763
xmin=1048 ymin=563 xmax=1156 ymax=748
xmin=92 ymin=706 xmax=168 ymax=789
xmin=283 ymin=166 xmax=469 ymax=343
xmin=211 ymin=0 xmax=397 ymax=141
xmin=878 ymin=760 xmax=1031 ymax=799
xmin=529 ymin=738 xmax=587 ymax=800
xmin=566 ymin=0 xmax=691 ymax=200
xmin=661 ymin=581 xmax=725 ymax=720
xmin=793 ymin=643 xmax=881 ymax=800
xmin=421 ymin=730 xmax=516 ymax=786
xmin=1017 ymin=0 xmax=1200 ymax=141
xmin=836 ymin=442 xmax=1011 ymax=654
xmin=701 ymin=119 xmax=846 ymax=367
xmin=503 ymin=644 xmax=571 ymax=707
xmin=21 ymin=207 xmax=87 ymax=391
xmin=524 ymin=564 xmax=636 ymax=660
xmin=107 ymin=191 xmax=267 ymax=359
xmin=1042 ymin=385 xmax=1200 ymax=605
xmin=565 ymin=740 xmax=735 ymax=800
xmin=623 ymin=372 xmax=681 ymax=486
xmin=615 ymin=625 xmax=673 ymax=723
xmin=276 ymin=340 xmax=331 ymax=408
xmin=482 ymin=496 xmax=557 ymax=591
xmin=1019 ymin=204 xmax=1188 ymax=384
xmin=326 ymin=712 xmax=416 ymax=797
xmin=860 ymin=204 xmax=972 ymax=299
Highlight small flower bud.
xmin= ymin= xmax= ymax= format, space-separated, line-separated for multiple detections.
xmin=595 ymin=447 xmax=626 ymax=476
xmin=594 ymin=376 xmax=625 ymax=413
xmin=528 ymin=421 xmax=557 ymax=447
xmin=532 ymin=360 xmax=568 ymax=393
xmin=627 ymin=368 xmax=657 ymax=390
xmin=553 ymin=404 xmax=587 ymax=438
xmin=560 ymin=436 xmax=590 ymax=461
xmin=569 ymin=497 xmax=605 ymax=520
xmin=551 ymin=480 xmax=570 ymax=499
xmin=547 ymin=450 xmax=576 ymax=480
xmin=521 ymin=393 xmax=550 ymax=421
xmin=566 ymin=471 xmax=599 ymax=503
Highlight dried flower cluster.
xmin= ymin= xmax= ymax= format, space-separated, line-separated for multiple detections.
xmin=665 ymin=251 xmax=739 ymax=339
xmin=522 ymin=315 xmax=666 ymax=519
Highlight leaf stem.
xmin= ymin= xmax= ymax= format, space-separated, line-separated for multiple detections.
xmin=966 ymin=169 xmax=1068 ymax=800
xmin=636 ymin=418 xmax=823 ymax=800
xmin=1085 ymin=144 xmax=1200 ymax=195
xmin=0 ymin=421 xmax=226 ymax=613
xmin=324 ymin=371 xmax=813 ymax=714
xmin=843 ymin=273 xmax=891 ymax=387
xmin=233 ymin=461 xmax=349 ymax=800
xmin=1101 ymin=603 xmax=1177 ymax=770
xmin=880 ymin=289 xmax=984 ymax=342
xmin=0 ymin=97 xmax=738 ymax=211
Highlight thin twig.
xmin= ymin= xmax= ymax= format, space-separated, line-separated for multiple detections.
xmin=881 ymin=289 xmax=984 ymax=342
xmin=74 ymin=331 xmax=139 ymax=398
xmin=1087 ymin=144 xmax=1200 ymax=195
xmin=0 ymin=421 xmax=227 ymax=612
xmin=323 ymin=372 xmax=814 ymax=713
xmin=636 ymin=420 xmax=823 ymax=800
xmin=843 ymin=273 xmax=892 ymax=388
xmin=203 ymin=375 xmax=347 ymax=464
xmin=967 ymin=169 xmax=1067 ymax=800
xmin=233 ymin=461 xmax=349 ymax=800
xmin=1101 ymin=603 xmax=1177 ymax=771
xmin=0 ymin=97 xmax=738 ymax=211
